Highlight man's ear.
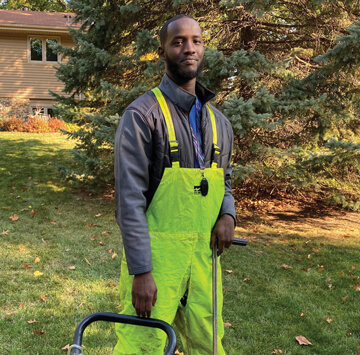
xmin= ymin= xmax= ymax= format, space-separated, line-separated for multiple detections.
xmin=158 ymin=46 xmax=165 ymax=60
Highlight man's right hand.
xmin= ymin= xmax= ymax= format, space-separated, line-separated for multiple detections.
xmin=132 ymin=272 xmax=157 ymax=318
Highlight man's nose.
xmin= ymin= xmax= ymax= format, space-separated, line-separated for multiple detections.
xmin=183 ymin=41 xmax=196 ymax=54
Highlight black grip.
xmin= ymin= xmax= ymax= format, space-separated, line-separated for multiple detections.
xmin=69 ymin=312 xmax=176 ymax=355
xmin=232 ymin=238 xmax=248 ymax=246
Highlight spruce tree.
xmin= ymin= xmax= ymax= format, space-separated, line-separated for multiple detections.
xmin=54 ymin=0 xmax=360 ymax=208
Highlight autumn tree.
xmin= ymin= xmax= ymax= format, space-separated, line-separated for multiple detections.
xmin=54 ymin=0 xmax=360 ymax=208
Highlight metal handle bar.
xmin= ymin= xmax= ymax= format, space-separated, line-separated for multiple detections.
xmin=232 ymin=238 xmax=247 ymax=246
xmin=68 ymin=312 xmax=177 ymax=355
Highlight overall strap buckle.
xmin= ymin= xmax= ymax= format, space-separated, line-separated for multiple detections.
xmin=170 ymin=140 xmax=180 ymax=167
xmin=211 ymin=143 xmax=221 ymax=168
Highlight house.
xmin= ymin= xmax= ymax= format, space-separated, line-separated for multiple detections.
xmin=0 ymin=9 xmax=80 ymax=119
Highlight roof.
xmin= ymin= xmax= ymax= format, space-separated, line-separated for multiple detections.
xmin=0 ymin=9 xmax=81 ymax=33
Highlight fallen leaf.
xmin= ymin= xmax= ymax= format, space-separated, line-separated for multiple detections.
xmin=223 ymin=322 xmax=232 ymax=328
xmin=27 ymin=319 xmax=38 ymax=324
xmin=85 ymin=258 xmax=91 ymax=265
xmin=346 ymin=332 xmax=353 ymax=337
xmin=116 ymin=304 xmax=122 ymax=309
xmin=243 ymin=278 xmax=251 ymax=282
xmin=40 ymin=295 xmax=47 ymax=301
xmin=326 ymin=317 xmax=334 ymax=323
xmin=10 ymin=214 xmax=19 ymax=221
xmin=61 ymin=344 xmax=70 ymax=350
xmin=108 ymin=249 xmax=113 ymax=254
xmin=353 ymin=284 xmax=360 ymax=291
xmin=109 ymin=281 xmax=117 ymax=288
xmin=296 ymin=335 xmax=312 ymax=346
xmin=68 ymin=266 xmax=75 ymax=270
xmin=342 ymin=295 xmax=348 ymax=301
xmin=19 ymin=303 xmax=24 ymax=309
xmin=99 ymin=241 xmax=105 ymax=246
xmin=112 ymin=252 xmax=117 ymax=259
xmin=325 ymin=277 xmax=331 ymax=283
xmin=282 ymin=264 xmax=292 ymax=269
xmin=102 ymin=230 xmax=109 ymax=235
xmin=56 ymin=212 xmax=62 ymax=215
xmin=33 ymin=270 xmax=43 ymax=277
xmin=352 ymin=265 xmax=357 ymax=270
xmin=225 ymin=270 xmax=233 ymax=274
xmin=272 ymin=350 xmax=283 ymax=354
xmin=312 ymin=248 xmax=320 ymax=253
xmin=6 ymin=311 xmax=16 ymax=316
xmin=95 ymin=213 xmax=102 ymax=217
xmin=318 ymin=265 xmax=324 ymax=271
xmin=86 ymin=223 xmax=95 ymax=228
xmin=174 ymin=350 xmax=184 ymax=355
xmin=23 ymin=264 xmax=32 ymax=269
xmin=50 ymin=221 xmax=57 ymax=224
xmin=300 ymin=312 xmax=305 ymax=317
xmin=65 ymin=248 xmax=70 ymax=252
xmin=31 ymin=209 xmax=36 ymax=216
xmin=19 ymin=245 xmax=25 ymax=252
xmin=2 ymin=230 xmax=9 ymax=235
xmin=328 ymin=283 xmax=334 ymax=290
xmin=41 ymin=238 xmax=47 ymax=243
xmin=33 ymin=330 xmax=46 ymax=335
xmin=90 ymin=235 xmax=97 ymax=241
xmin=34 ymin=257 xmax=40 ymax=263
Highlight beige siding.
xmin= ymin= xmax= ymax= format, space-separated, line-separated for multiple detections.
xmin=0 ymin=32 xmax=73 ymax=100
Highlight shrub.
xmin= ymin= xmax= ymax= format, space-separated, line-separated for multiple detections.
xmin=0 ymin=116 xmax=68 ymax=133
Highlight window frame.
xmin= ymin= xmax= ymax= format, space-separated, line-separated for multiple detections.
xmin=30 ymin=106 xmax=55 ymax=118
xmin=28 ymin=35 xmax=61 ymax=64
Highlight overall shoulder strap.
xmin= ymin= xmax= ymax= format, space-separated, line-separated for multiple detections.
xmin=206 ymin=104 xmax=221 ymax=168
xmin=151 ymin=87 xmax=179 ymax=168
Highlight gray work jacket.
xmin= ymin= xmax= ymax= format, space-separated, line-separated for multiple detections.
xmin=115 ymin=74 xmax=236 ymax=275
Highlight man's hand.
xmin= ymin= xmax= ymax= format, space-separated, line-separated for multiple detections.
xmin=210 ymin=214 xmax=235 ymax=255
xmin=132 ymin=272 xmax=157 ymax=318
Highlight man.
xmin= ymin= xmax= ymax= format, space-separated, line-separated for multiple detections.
xmin=114 ymin=14 xmax=236 ymax=354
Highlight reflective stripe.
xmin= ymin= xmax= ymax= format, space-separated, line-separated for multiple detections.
xmin=152 ymin=87 xmax=219 ymax=169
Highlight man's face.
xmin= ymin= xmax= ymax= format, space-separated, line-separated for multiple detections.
xmin=159 ymin=17 xmax=204 ymax=83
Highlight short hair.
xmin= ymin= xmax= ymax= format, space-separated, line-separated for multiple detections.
xmin=159 ymin=14 xmax=196 ymax=46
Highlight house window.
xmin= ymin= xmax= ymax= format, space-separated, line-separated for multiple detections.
xmin=29 ymin=37 xmax=59 ymax=62
xmin=31 ymin=106 xmax=55 ymax=118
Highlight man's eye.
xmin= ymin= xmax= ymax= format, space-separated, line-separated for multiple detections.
xmin=174 ymin=41 xmax=182 ymax=45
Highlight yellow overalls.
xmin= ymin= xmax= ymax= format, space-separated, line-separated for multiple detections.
xmin=114 ymin=87 xmax=226 ymax=354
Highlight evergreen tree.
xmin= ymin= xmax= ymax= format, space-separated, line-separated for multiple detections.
xmin=54 ymin=0 xmax=360 ymax=208
xmin=0 ymin=0 xmax=69 ymax=12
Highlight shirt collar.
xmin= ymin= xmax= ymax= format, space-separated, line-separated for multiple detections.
xmin=158 ymin=73 xmax=215 ymax=113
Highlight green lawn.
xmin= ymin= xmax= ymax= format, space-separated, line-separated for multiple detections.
xmin=1 ymin=132 xmax=359 ymax=354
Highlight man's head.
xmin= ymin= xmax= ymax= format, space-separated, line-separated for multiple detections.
xmin=158 ymin=15 xmax=204 ymax=86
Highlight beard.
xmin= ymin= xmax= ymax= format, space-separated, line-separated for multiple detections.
xmin=165 ymin=54 xmax=204 ymax=85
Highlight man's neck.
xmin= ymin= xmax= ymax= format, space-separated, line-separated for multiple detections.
xmin=166 ymin=72 xmax=197 ymax=95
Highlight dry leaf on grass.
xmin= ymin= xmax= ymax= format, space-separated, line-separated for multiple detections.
xmin=109 ymin=281 xmax=117 ymax=288
xmin=10 ymin=214 xmax=19 ymax=221
xmin=353 ymin=285 xmax=360 ymax=291
xmin=175 ymin=350 xmax=184 ymax=355
xmin=282 ymin=264 xmax=292 ymax=269
xmin=19 ymin=245 xmax=25 ymax=252
xmin=2 ymin=230 xmax=9 ymax=235
xmin=85 ymin=258 xmax=91 ymax=265
xmin=342 ymin=295 xmax=348 ymax=301
xmin=296 ymin=335 xmax=312 ymax=346
xmin=95 ymin=213 xmax=102 ymax=217
xmin=112 ymin=252 xmax=117 ymax=259
xmin=90 ymin=235 xmax=97 ymax=240
xmin=272 ymin=350 xmax=283 ymax=354
xmin=27 ymin=319 xmax=38 ymax=324
xmin=326 ymin=317 xmax=334 ymax=323
xmin=225 ymin=270 xmax=233 ymax=274
xmin=243 ymin=278 xmax=251 ymax=282
xmin=34 ymin=257 xmax=40 ymax=263
xmin=223 ymin=322 xmax=232 ymax=328
xmin=61 ymin=344 xmax=70 ymax=350
xmin=40 ymin=295 xmax=47 ymax=301
xmin=68 ymin=266 xmax=75 ymax=270
xmin=33 ymin=330 xmax=46 ymax=335
xmin=99 ymin=241 xmax=105 ymax=246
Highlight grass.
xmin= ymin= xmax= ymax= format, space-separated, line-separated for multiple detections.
xmin=1 ymin=132 xmax=360 ymax=354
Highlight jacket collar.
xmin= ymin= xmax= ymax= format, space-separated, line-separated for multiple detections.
xmin=158 ymin=73 xmax=215 ymax=113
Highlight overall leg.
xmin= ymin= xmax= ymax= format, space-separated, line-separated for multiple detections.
xmin=175 ymin=236 xmax=225 ymax=355
xmin=114 ymin=234 xmax=194 ymax=355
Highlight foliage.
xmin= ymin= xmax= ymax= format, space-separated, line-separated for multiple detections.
xmin=54 ymin=0 xmax=360 ymax=206
xmin=0 ymin=116 xmax=69 ymax=133
xmin=0 ymin=0 xmax=69 ymax=12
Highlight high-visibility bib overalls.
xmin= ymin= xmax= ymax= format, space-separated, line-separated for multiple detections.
xmin=114 ymin=87 xmax=226 ymax=355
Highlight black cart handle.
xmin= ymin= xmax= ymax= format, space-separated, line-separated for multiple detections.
xmin=232 ymin=238 xmax=247 ymax=246
xmin=68 ymin=312 xmax=177 ymax=355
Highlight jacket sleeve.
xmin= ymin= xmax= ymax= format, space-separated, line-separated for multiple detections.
xmin=114 ymin=108 xmax=153 ymax=275
xmin=219 ymin=124 xmax=236 ymax=225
